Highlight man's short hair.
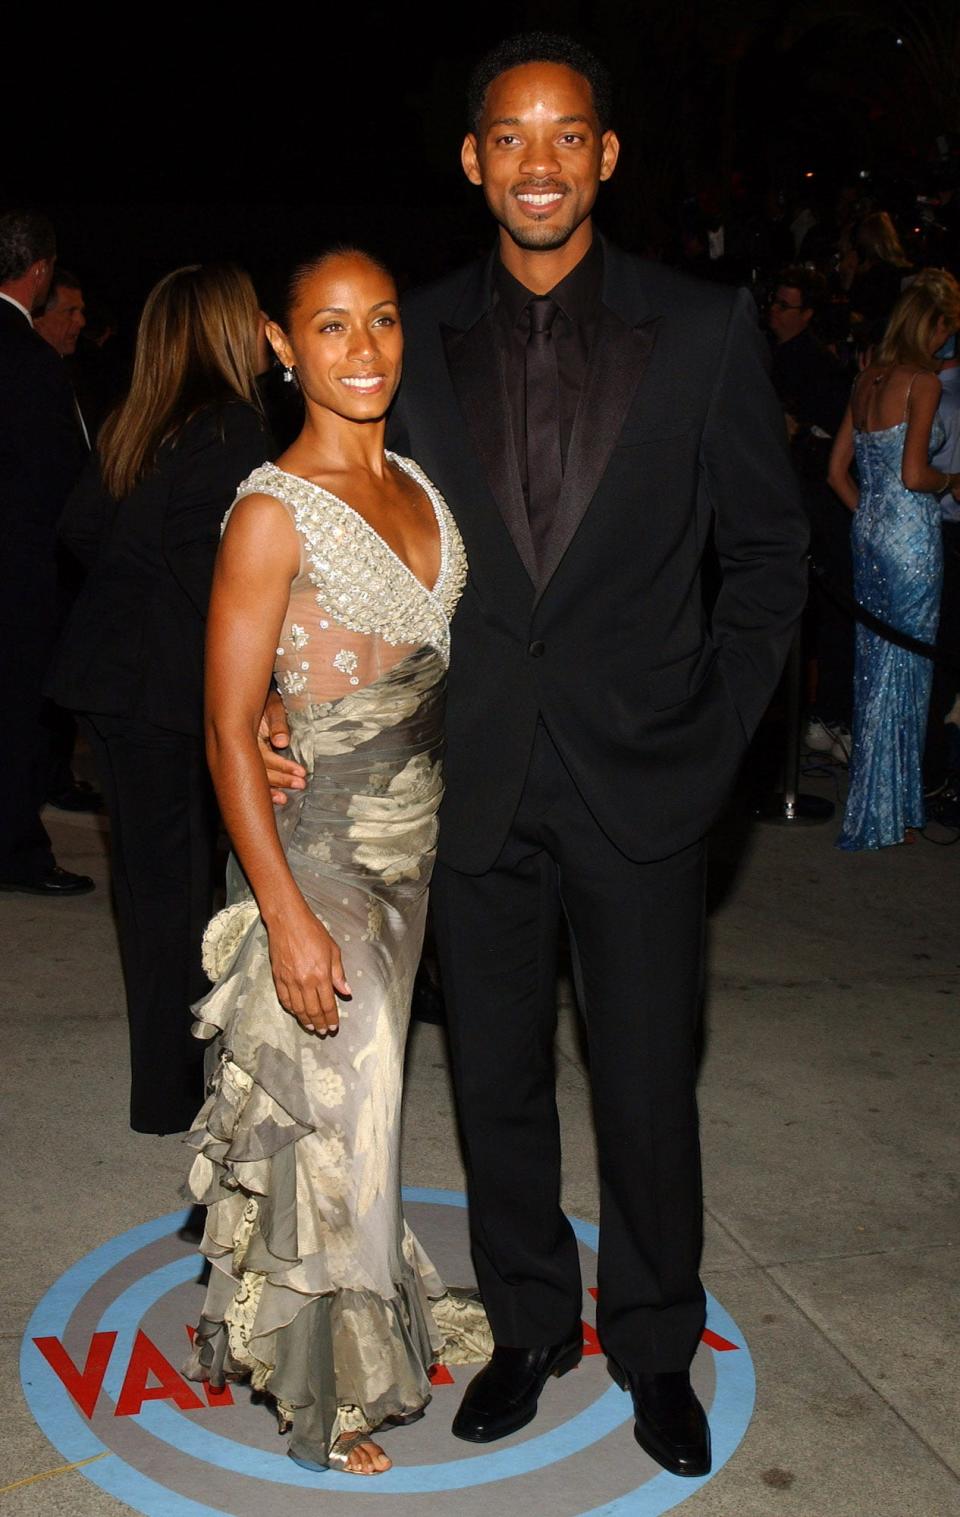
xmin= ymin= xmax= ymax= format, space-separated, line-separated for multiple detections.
xmin=0 ymin=209 xmax=56 ymax=285
xmin=467 ymin=32 xmax=614 ymax=134
xmin=41 ymin=266 xmax=82 ymax=311
xmin=776 ymin=266 xmax=827 ymax=312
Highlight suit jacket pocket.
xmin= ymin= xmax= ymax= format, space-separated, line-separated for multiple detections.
xmin=646 ymin=644 xmax=717 ymax=710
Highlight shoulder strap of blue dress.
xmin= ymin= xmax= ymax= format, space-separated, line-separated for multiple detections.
xmin=903 ymin=370 xmax=920 ymax=423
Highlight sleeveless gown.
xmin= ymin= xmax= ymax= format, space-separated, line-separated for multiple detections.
xmin=838 ymin=414 xmax=944 ymax=850
xmin=181 ymin=456 xmax=490 ymax=1468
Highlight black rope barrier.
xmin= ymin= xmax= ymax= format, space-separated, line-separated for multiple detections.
xmin=809 ymin=553 xmax=960 ymax=672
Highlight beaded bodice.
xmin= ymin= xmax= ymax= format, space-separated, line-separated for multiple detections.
xmin=231 ymin=454 xmax=467 ymax=712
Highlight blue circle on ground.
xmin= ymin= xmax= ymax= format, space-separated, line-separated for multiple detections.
xmin=21 ymin=1188 xmax=755 ymax=1515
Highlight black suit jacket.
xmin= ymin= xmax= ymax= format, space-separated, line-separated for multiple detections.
xmin=389 ymin=241 xmax=809 ymax=870
xmin=48 ymin=401 xmax=269 ymax=737
xmin=0 ymin=298 xmax=86 ymax=642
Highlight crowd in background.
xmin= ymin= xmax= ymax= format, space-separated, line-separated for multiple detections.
xmin=2 ymin=176 xmax=960 ymax=912
xmin=681 ymin=177 xmax=960 ymax=807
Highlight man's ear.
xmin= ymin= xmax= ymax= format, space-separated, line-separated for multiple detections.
xmin=599 ymin=130 xmax=620 ymax=183
xmin=461 ymin=134 xmax=483 ymax=187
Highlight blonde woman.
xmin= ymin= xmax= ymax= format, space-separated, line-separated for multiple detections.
xmin=849 ymin=210 xmax=913 ymax=325
xmin=828 ymin=268 xmax=960 ymax=848
xmin=48 ymin=264 xmax=270 ymax=1133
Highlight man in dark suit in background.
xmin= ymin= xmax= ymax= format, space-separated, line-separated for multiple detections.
xmin=266 ymin=32 xmax=807 ymax=1477
xmin=34 ymin=264 xmax=106 ymax=815
xmin=0 ymin=210 xmax=91 ymax=894
xmin=766 ymin=267 xmax=854 ymax=761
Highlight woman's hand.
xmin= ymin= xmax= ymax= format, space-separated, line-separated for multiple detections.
xmin=265 ymin=900 xmax=352 ymax=1036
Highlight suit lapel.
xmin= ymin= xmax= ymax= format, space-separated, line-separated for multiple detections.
xmin=437 ymin=240 xmax=662 ymax=595
xmin=534 ymin=306 xmax=658 ymax=602
xmin=442 ymin=314 xmax=538 ymax=583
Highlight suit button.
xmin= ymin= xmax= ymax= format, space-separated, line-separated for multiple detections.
xmin=528 ymin=640 xmax=546 ymax=658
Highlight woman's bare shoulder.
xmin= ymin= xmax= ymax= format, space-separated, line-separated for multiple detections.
xmin=904 ymin=366 xmax=941 ymax=396
xmin=221 ymin=492 xmax=301 ymax=568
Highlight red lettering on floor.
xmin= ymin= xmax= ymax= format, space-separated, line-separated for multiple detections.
xmin=581 ymin=1321 xmax=602 ymax=1356
xmin=701 ymin=1328 xmax=739 ymax=1352
xmin=114 ymin=1331 xmax=205 ymax=1416
xmin=586 ymin=1292 xmax=739 ymax=1354
xmin=33 ymin=1332 xmax=117 ymax=1418
xmin=184 ymin=1325 xmax=235 ymax=1406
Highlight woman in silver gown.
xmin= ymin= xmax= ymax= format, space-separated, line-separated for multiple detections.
xmin=182 ymin=250 xmax=488 ymax=1474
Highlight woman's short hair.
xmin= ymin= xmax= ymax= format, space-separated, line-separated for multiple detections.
xmin=99 ymin=263 xmax=261 ymax=499
xmin=876 ymin=267 xmax=960 ymax=371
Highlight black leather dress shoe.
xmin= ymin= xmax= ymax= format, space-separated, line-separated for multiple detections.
xmin=47 ymin=780 xmax=105 ymax=814
xmin=177 ymin=1204 xmax=207 ymax=1245
xmin=410 ymin=964 xmax=446 ymax=1025
xmin=608 ymin=1359 xmax=711 ymax=1476
xmin=0 ymin=866 xmax=95 ymax=897
xmin=452 ymin=1333 xmax=582 ymax=1443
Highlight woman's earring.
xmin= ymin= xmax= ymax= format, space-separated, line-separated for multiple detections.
xmin=283 ymin=365 xmax=295 ymax=385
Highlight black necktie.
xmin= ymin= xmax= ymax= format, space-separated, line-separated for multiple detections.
xmin=524 ymin=296 xmax=563 ymax=568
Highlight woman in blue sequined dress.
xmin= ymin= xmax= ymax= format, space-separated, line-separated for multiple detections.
xmin=828 ymin=269 xmax=960 ymax=849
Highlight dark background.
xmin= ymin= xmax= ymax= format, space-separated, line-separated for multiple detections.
xmin=6 ymin=1 xmax=958 ymax=323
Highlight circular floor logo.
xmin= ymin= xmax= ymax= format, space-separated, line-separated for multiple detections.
xmin=21 ymin=1188 xmax=754 ymax=1515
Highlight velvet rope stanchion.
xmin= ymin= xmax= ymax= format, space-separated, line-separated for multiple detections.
xmin=755 ymin=627 xmax=835 ymax=827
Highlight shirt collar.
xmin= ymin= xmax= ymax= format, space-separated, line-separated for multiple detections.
xmin=494 ymin=237 xmax=604 ymax=327
xmin=0 ymin=290 xmax=33 ymax=326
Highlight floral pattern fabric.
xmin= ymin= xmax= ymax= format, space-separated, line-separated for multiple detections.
xmin=182 ymin=465 xmax=489 ymax=1469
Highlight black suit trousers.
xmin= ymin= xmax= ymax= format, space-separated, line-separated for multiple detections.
xmin=0 ymin=628 xmax=56 ymax=882
xmin=430 ymin=722 xmax=707 ymax=1372
xmin=81 ymin=714 xmax=217 ymax=1134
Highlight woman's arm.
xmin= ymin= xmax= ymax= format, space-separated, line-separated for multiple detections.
xmin=163 ymin=404 xmax=270 ymax=616
xmin=827 ymin=404 xmax=859 ymax=512
xmin=205 ymin=494 xmax=350 ymax=1035
xmin=901 ymin=371 xmax=954 ymax=493
xmin=58 ymin=452 xmax=115 ymax=568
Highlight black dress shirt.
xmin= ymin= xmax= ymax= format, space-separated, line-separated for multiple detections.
xmin=494 ymin=238 xmax=603 ymax=502
xmin=770 ymin=328 xmax=848 ymax=438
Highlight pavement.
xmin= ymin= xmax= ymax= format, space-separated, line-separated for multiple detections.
xmin=3 ymin=758 xmax=959 ymax=1516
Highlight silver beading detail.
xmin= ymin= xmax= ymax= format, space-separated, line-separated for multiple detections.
xmin=232 ymin=455 xmax=466 ymax=667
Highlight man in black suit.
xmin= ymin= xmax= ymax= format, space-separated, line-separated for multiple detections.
xmin=265 ymin=33 xmax=807 ymax=1477
xmin=392 ymin=35 xmax=807 ymax=1476
xmin=0 ymin=210 xmax=91 ymax=894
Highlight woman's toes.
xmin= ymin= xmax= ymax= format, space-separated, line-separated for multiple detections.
xmin=346 ymin=1438 xmax=391 ymax=1474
